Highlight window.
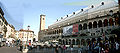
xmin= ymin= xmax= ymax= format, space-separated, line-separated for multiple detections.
xmin=109 ymin=18 xmax=114 ymax=26
xmin=79 ymin=24 xmax=82 ymax=30
xmin=89 ymin=22 xmax=92 ymax=29
xmin=104 ymin=19 xmax=108 ymax=27
xmin=43 ymin=18 xmax=44 ymax=20
xmin=83 ymin=23 xmax=87 ymax=29
xmin=98 ymin=20 xmax=102 ymax=27
xmin=93 ymin=21 xmax=97 ymax=28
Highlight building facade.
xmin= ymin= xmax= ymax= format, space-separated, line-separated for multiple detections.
xmin=6 ymin=24 xmax=16 ymax=39
xmin=42 ymin=1 xmax=120 ymax=47
xmin=0 ymin=7 xmax=8 ymax=38
xmin=15 ymin=29 xmax=35 ymax=45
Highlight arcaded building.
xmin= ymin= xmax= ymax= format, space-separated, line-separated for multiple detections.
xmin=43 ymin=1 xmax=120 ymax=47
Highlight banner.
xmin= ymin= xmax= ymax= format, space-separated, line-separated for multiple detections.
xmin=63 ymin=25 xmax=73 ymax=36
xmin=73 ymin=24 xmax=79 ymax=35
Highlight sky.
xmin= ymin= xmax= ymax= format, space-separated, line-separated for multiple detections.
xmin=0 ymin=0 xmax=118 ymax=35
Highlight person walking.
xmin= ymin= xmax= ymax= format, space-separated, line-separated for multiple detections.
xmin=20 ymin=41 xmax=23 ymax=52
xmin=60 ymin=45 xmax=63 ymax=53
xmin=63 ymin=45 xmax=66 ymax=53
xmin=55 ymin=45 xmax=59 ymax=53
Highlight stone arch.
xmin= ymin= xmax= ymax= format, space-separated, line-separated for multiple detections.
xmin=63 ymin=40 xmax=65 ymax=45
xmin=79 ymin=24 xmax=82 ymax=30
xmin=72 ymin=39 xmax=75 ymax=45
xmin=93 ymin=21 xmax=97 ymax=28
xmin=98 ymin=20 xmax=102 ymax=27
xmin=81 ymin=39 xmax=85 ymax=46
xmin=66 ymin=39 xmax=68 ymax=45
xmin=59 ymin=39 xmax=62 ymax=44
xmin=55 ymin=30 xmax=57 ymax=34
xmin=59 ymin=29 xmax=61 ymax=33
xmin=57 ymin=30 xmax=59 ymax=34
xmin=88 ymin=22 xmax=92 ymax=29
xmin=86 ymin=39 xmax=91 ymax=45
xmin=76 ymin=39 xmax=80 ymax=45
xmin=104 ymin=19 xmax=108 ymax=27
xmin=109 ymin=18 xmax=114 ymax=26
xmin=69 ymin=39 xmax=71 ymax=45
xmin=115 ymin=17 xmax=119 ymax=25
xmin=83 ymin=23 xmax=87 ymax=29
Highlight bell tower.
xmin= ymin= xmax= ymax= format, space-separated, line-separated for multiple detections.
xmin=40 ymin=14 xmax=45 ymax=31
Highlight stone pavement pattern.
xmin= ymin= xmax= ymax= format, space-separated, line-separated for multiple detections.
xmin=0 ymin=47 xmax=22 ymax=53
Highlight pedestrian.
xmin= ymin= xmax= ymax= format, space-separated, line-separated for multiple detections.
xmin=88 ymin=44 xmax=92 ymax=53
xmin=78 ymin=45 xmax=82 ymax=53
xmin=20 ymin=41 xmax=23 ymax=52
xmin=60 ymin=45 xmax=63 ymax=53
xmin=70 ymin=45 xmax=73 ymax=53
xmin=55 ymin=45 xmax=59 ymax=53
xmin=63 ymin=45 xmax=66 ymax=53
xmin=115 ymin=42 xmax=119 ymax=53
xmin=8 ymin=41 xmax=10 ymax=47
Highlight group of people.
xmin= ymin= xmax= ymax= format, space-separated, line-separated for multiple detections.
xmin=55 ymin=45 xmax=67 ymax=53
xmin=6 ymin=40 xmax=15 ymax=47
xmin=87 ymin=40 xmax=120 ymax=53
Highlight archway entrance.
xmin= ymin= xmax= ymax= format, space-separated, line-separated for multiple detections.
xmin=33 ymin=38 xmax=36 ymax=42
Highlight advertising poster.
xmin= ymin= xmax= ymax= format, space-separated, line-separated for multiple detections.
xmin=63 ymin=25 xmax=73 ymax=36
xmin=73 ymin=24 xmax=79 ymax=35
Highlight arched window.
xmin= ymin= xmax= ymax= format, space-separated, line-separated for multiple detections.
xmin=109 ymin=18 xmax=114 ymax=26
xmin=66 ymin=39 xmax=68 ymax=45
xmin=69 ymin=39 xmax=71 ymax=45
xmin=54 ymin=31 xmax=56 ymax=34
xmin=76 ymin=39 xmax=80 ymax=45
xmin=59 ymin=39 xmax=62 ymax=44
xmin=81 ymin=39 xmax=85 ymax=46
xmin=104 ymin=19 xmax=108 ymax=27
xmin=63 ymin=40 xmax=65 ymax=45
xmin=98 ymin=20 xmax=102 ymax=27
xmin=59 ymin=29 xmax=61 ymax=33
xmin=57 ymin=30 xmax=58 ymax=34
xmin=83 ymin=23 xmax=87 ymax=29
xmin=72 ymin=39 xmax=75 ymax=45
xmin=93 ymin=21 xmax=97 ymax=28
xmin=79 ymin=24 xmax=82 ymax=30
xmin=89 ymin=22 xmax=92 ymax=29
xmin=86 ymin=39 xmax=90 ymax=45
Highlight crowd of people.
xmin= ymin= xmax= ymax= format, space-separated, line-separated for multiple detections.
xmin=3 ymin=37 xmax=120 ymax=53
xmin=6 ymin=40 xmax=15 ymax=47
xmin=87 ymin=38 xmax=120 ymax=53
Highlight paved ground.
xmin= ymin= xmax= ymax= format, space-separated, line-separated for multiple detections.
xmin=0 ymin=46 xmax=79 ymax=53
xmin=0 ymin=46 xmax=22 ymax=53
xmin=27 ymin=47 xmax=79 ymax=53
